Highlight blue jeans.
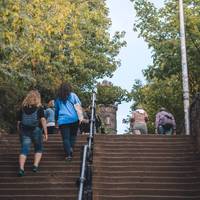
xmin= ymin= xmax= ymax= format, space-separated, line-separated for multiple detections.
xmin=20 ymin=127 xmax=43 ymax=156
xmin=158 ymin=125 xmax=173 ymax=135
xmin=59 ymin=122 xmax=79 ymax=157
xmin=133 ymin=122 xmax=148 ymax=134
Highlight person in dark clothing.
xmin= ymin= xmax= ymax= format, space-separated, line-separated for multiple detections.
xmin=79 ymin=107 xmax=102 ymax=134
xmin=79 ymin=107 xmax=90 ymax=134
xmin=17 ymin=90 xmax=48 ymax=177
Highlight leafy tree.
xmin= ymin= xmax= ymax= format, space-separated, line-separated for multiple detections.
xmin=130 ymin=0 xmax=200 ymax=133
xmin=0 ymin=0 xmax=126 ymax=130
xmin=96 ymin=81 xmax=130 ymax=106
xmin=130 ymin=78 xmax=184 ymax=133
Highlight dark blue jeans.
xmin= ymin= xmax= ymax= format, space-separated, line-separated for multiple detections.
xmin=59 ymin=121 xmax=79 ymax=157
xmin=158 ymin=125 xmax=173 ymax=135
xmin=20 ymin=127 xmax=43 ymax=156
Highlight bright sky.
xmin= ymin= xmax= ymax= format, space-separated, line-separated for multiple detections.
xmin=106 ymin=0 xmax=164 ymax=134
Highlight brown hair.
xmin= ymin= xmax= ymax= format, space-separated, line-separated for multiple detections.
xmin=57 ymin=83 xmax=72 ymax=101
xmin=48 ymin=100 xmax=54 ymax=108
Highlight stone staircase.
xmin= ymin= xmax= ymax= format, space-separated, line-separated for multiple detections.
xmin=0 ymin=133 xmax=87 ymax=200
xmin=1 ymin=133 xmax=200 ymax=200
xmin=93 ymin=134 xmax=200 ymax=200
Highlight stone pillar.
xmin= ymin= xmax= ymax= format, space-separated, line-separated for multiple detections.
xmin=98 ymin=105 xmax=118 ymax=134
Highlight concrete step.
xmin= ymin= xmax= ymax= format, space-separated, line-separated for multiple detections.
xmin=94 ymin=147 xmax=197 ymax=153
xmin=92 ymin=195 xmax=200 ymax=200
xmin=92 ymin=165 xmax=198 ymax=172
xmin=0 ymin=170 xmax=80 ymax=177
xmin=93 ymin=188 xmax=200 ymax=196
xmin=0 ymin=134 xmax=86 ymax=200
xmin=92 ymin=160 xmax=200 ymax=167
xmin=0 ymin=165 xmax=80 ymax=171
xmin=93 ymin=155 xmax=198 ymax=161
xmin=93 ymin=182 xmax=200 ymax=190
xmin=93 ymin=143 xmax=197 ymax=149
xmin=0 ymin=176 xmax=78 ymax=183
xmin=93 ymin=170 xmax=198 ymax=177
xmin=94 ymin=134 xmax=193 ymax=140
xmin=0 ymin=188 xmax=77 ymax=195
xmin=93 ymin=175 xmax=200 ymax=183
xmin=0 ymin=195 xmax=76 ymax=200
xmin=93 ymin=151 xmax=197 ymax=157
xmin=93 ymin=135 xmax=200 ymax=199
xmin=0 ymin=182 xmax=77 ymax=189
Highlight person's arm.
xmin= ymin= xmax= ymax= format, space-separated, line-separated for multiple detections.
xmin=155 ymin=113 xmax=160 ymax=128
xmin=54 ymin=99 xmax=59 ymax=128
xmin=155 ymin=113 xmax=160 ymax=134
xmin=171 ymin=115 xmax=176 ymax=135
xmin=16 ymin=109 xmax=22 ymax=133
xmin=44 ymin=109 xmax=49 ymax=119
xmin=74 ymin=104 xmax=84 ymax=123
xmin=41 ymin=117 xmax=48 ymax=141
xmin=38 ymin=107 xmax=48 ymax=141
xmin=144 ymin=112 xmax=149 ymax=122
xmin=17 ymin=121 xmax=21 ymax=133
xmin=131 ymin=112 xmax=135 ymax=123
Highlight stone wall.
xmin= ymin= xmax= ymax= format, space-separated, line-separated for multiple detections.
xmin=190 ymin=93 xmax=200 ymax=150
xmin=98 ymin=105 xmax=117 ymax=134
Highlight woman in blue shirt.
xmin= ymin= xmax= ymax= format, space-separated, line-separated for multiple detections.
xmin=55 ymin=83 xmax=83 ymax=161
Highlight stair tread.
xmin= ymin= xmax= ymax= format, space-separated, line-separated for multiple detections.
xmin=93 ymin=135 xmax=200 ymax=199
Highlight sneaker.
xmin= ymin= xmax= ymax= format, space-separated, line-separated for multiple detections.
xmin=70 ymin=148 xmax=73 ymax=157
xmin=65 ymin=156 xmax=72 ymax=162
xmin=32 ymin=165 xmax=39 ymax=172
xmin=70 ymin=151 xmax=73 ymax=157
xmin=18 ymin=169 xmax=25 ymax=177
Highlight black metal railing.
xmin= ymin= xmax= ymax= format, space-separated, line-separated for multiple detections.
xmin=78 ymin=92 xmax=96 ymax=200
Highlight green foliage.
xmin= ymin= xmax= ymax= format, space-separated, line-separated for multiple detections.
xmin=97 ymin=81 xmax=130 ymax=106
xmin=130 ymin=0 xmax=200 ymax=133
xmin=0 ymin=0 xmax=126 ymax=130
xmin=130 ymin=77 xmax=184 ymax=133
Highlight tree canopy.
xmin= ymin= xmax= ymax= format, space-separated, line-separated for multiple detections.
xmin=130 ymin=0 xmax=200 ymax=133
xmin=0 ymin=0 xmax=127 ymax=130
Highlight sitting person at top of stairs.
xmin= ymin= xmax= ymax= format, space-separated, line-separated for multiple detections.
xmin=131 ymin=106 xmax=149 ymax=135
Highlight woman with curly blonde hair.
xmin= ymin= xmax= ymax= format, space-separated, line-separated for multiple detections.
xmin=17 ymin=90 xmax=48 ymax=177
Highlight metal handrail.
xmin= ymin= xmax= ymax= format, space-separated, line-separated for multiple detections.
xmin=78 ymin=145 xmax=88 ymax=200
xmin=88 ymin=92 xmax=96 ymax=150
xmin=78 ymin=91 xmax=96 ymax=200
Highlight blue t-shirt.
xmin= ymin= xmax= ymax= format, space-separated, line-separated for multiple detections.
xmin=55 ymin=92 xmax=81 ymax=125
xmin=44 ymin=108 xmax=55 ymax=123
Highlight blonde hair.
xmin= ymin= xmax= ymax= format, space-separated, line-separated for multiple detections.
xmin=22 ymin=90 xmax=42 ymax=108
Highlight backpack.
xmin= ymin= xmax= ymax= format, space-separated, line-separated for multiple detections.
xmin=21 ymin=109 xmax=39 ymax=129
xmin=159 ymin=113 xmax=173 ymax=129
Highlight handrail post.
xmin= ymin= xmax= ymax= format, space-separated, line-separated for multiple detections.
xmin=78 ymin=145 xmax=88 ymax=200
xmin=88 ymin=92 xmax=96 ymax=151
